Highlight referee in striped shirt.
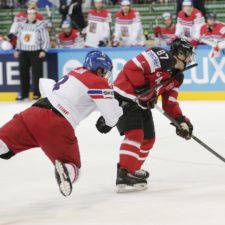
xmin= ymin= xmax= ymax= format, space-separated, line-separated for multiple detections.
xmin=14 ymin=8 xmax=49 ymax=101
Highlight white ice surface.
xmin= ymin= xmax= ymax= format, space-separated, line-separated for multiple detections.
xmin=0 ymin=101 xmax=225 ymax=225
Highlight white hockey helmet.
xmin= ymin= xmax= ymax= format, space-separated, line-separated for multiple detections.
xmin=121 ymin=0 xmax=131 ymax=6
xmin=61 ymin=20 xmax=71 ymax=29
xmin=182 ymin=0 xmax=193 ymax=7
xmin=162 ymin=12 xmax=172 ymax=20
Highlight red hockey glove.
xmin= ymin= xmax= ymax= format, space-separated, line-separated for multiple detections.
xmin=135 ymin=86 xmax=157 ymax=109
xmin=96 ymin=116 xmax=112 ymax=134
xmin=173 ymin=116 xmax=193 ymax=140
xmin=138 ymin=93 xmax=157 ymax=109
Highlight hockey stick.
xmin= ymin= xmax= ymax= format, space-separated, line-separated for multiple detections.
xmin=45 ymin=5 xmax=56 ymax=35
xmin=154 ymin=104 xmax=225 ymax=163
xmin=134 ymin=63 xmax=198 ymax=102
xmin=45 ymin=5 xmax=52 ymax=23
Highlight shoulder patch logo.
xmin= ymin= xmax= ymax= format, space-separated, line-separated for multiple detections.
xmin=146 ymin=50 xmax=161 ymax=68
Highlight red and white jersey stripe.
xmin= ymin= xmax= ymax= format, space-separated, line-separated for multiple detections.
xmin=114 ymin=47 xmax=183 ymax=118
xmin=155 ymin=25 xmax=176 ymax=46
xmin=40 ymin=67 xmax=122 ymax=130
xmin=85 ymin=9 xmax=111 ymax=47
xmin=114 ymin=9 xmax=145 ymax=46
xmin=175 ymin=8 xmax=205 ymax=41
xmin=199 ymin=22 xmax=225 ymax=44
xmin=57 ymin=29 xmax=80 ymax=48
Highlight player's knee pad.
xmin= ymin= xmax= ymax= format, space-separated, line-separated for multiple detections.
xmin=124 ymin=129 xmax=144 ymax=143
xmin=141 ymin=138 xmax=156 ymax=150
xmin=0 ymin=139 xmax=14 ymax=160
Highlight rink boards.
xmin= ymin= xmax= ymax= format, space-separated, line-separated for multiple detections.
xmin=0 ymin=46 xmax=225 ymax=101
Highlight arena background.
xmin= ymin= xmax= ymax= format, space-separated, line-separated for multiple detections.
xmin=0 ymin=1 xmax=225 ymax=100
xmin=0 ymin=46 xmax=225 ymax=101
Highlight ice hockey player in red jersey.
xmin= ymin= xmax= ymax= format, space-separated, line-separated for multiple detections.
xmin=113 ymin=38 xmax=194 ymax=192
xmin=57 ymin=20 xmax=81 ymax=48
xmin=0 ymin=50 xmax=122 ymax=197
xmin=85 ymin=0 xmax=111 ymax=47
xmin=153 ymin=12 xmax=176 ymax=46
xmin=175 ymin=0 xmax=204 ymax=47
xmin=197 ymin=13 xmax=225 ymax=58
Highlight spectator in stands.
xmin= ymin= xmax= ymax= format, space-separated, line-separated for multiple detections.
xmin=85 ymin=0 xmax=111 ymax=48
xmin=113 ymin=0 xmax=145 ymax=47
xmin=59 ymin=0 xmax=70 ymax=23
xmin=59 ymin=0 xmax=71 ymax=24
xmin=110 ymin=0 xmax=119 ymax=5
xmin=175 ymin=0 xmax=205 ymax=47
xmin=159 ymin=0 xmax=169 ymax=4
xmin=176 ymin=0 xmax=206 ymax=17
xmin=14 ymin=8 xmax=49 ymax=101
xmin=6 ymin=0 xmax=44 ymax=48
xmin=0 ymin=0 xmax=16 ymax=8
xmin=59 ymin=0 xmax=86 ymax=32
xmin=57 ymin=20 xmax=82 ymax=48
xmin=153 ymin=12 xmax=176 ymax=46
xmin=18 ymin=0 xmax=27 ymax=7
xmin=197 ymin=13 xmax=225 ymax=58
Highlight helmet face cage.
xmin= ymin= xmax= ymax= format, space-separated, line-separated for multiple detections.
xmin=83 ymin=50 xmax=113 ymax=77
xmin=170 ymin=38 xmax=194 ymax=63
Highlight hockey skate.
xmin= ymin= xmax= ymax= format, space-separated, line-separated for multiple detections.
xmin=55 ymin=160 xmax=72 ymax=197
xmin=116 ymin=164 xmax=148 ymax=193
xmin=133 ymin=169 xmax=150 ymax=179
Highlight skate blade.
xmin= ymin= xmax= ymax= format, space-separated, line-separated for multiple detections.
xmin=116 ymin=183 xmax=148 ymax=193
xmin=55 ymin=160 xmax=72 ymax=197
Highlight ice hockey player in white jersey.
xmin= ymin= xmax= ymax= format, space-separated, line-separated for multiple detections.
xmin=175 ymin=0 xmax=205 ymax=47
xmin=0 ymin=50 xmax=123 ymax=197
xmin=113 ymin=0 xmax=145 ymax=47
xmin=85 ymin=0 xmax=111 ymax=47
